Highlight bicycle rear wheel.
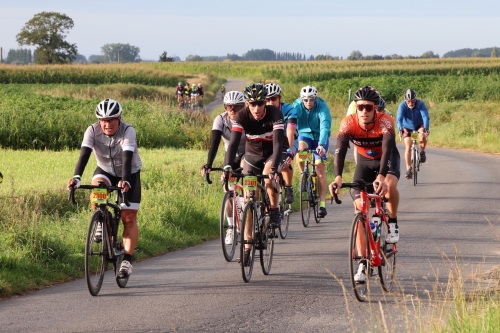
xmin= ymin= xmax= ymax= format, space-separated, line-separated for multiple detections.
xmin=311 ymin=174 xmax=322 ymax=224
xmin=220 ymin=191 xmax=237 ymax=262
xmin=240 ymin=203 xmax=257 ymax=283
xmin=349 ymin=213 xmax=371 ymax=302
xmin=378 ymin=220 xmax=396 ymax=292
xmin=85 ymin=210 xmax=108 ymax=296
xmin=299 ymin=172 xmax=312 ymax=227
xmin=260 ymin=217 xmax=275 ymax=275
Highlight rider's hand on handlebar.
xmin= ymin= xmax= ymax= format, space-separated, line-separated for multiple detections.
xmin=269 ymin=167 xmax=278 ymax=181
xmin=201 ymin=164 xmax=211 ymax=176
xmin=286 ymin=147 xmax=296 ymax=164
xmin=316 ymin=144 xmax=326 ymax=157
xmin=67 ymin=176 xmax=80 ymax=190
xmin=118 ymin=180 xmax=131 ymax=192
xmin=221 ymin=165 xmax=232 ymax=182
xmin=329 ymin=176 xmax=342 ymax=197
xmin=373 ymin=176 xmax=388 ymax=197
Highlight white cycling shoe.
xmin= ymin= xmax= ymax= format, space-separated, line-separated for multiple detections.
xmin=225 ymin=229 xmax=234 ymax=245
xmin=354 ymin=263 xmax=366 ymax=283
xmin=386 ymin=223 xmax=399 ymax=244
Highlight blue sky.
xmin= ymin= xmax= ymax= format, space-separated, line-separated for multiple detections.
xmin=1 ymin=0 xmax=500 ymax=60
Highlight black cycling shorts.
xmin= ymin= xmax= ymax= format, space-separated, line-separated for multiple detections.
xmin=92 ymin=167 xmax=141 ymax=210
xmin=352 ymin=149 xmax=400 ymax=197
xmin=243 ymin=154 xmax=273 ymax=175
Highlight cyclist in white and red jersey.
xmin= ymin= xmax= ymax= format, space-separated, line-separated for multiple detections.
xmin=265 ymin=82 xmax=297 ymax=204
xmin=175 ymin=82 xmax=185 ymax=105
xmin=224 ymin=83 xmax=284 ymax=266
xmin=67 ymin=99 xmax=142 ymax=278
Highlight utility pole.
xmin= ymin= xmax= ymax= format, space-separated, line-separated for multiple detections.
xmin=117 ymin=49 xmax=120 ymax=63
xmin=0 ymin=47 xmax=3 ymax=64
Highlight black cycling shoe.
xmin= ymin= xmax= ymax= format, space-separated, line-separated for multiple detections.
xmin=318 ymin=207 xmax=327 ymax=218
xmin=269 ymin=210 xmax=281 ymax=228
xmin=405 ymin=169 xmax=412 ymax=179
xmin=243 ymin=249 xmax=251 ymax=267
xmin=420 ymin=151 xmax=426 ymax=163
xmin=285 ymin=186 xmax=294 ymax=204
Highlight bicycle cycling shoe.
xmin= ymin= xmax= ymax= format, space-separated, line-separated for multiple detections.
xmin=405 ymin=169 xmax=412 ymax=179
xmin=318 ymin=207 xmax=327 ymax=218
xmin=269 ymin=210 xmax=282 ymax=228
xmin=243 ymin=249 xmax=251 ymax=267
xmin=119 ymin=260 xmax=133 ymax=278
xmin=420 ymin=151 xmax=426 ymax=163
xmin=93 ymin=223 xmax=102 ymax=243
xmin=285 ymin=186 xmax=294 ymax=204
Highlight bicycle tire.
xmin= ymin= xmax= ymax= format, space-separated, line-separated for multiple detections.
xmin=278 ymin=185 xmax=290 ymax=239
xmin=299 ymin=172 xmax=311 ymax=228
xmin=107 ymin=212 xmax=129 ymax=289
xmin=260 ymin=216 xmax=275 ymax=275
xmin=349 ymin=213 xmax=371 ymax=302
xmin=240 ymin=202 xmax=257 ymax=283
xmin=413 ymin=147 xmax=418 ymax=186
xmin=311 ymin=174 xmax=322 ymax=224
xmin=220 ymin=191 xmax=237 ymax=262
xmin=85 ymin=210 xmax=108 ymax=296
xmin=378 ymin=219 xmax=396 ymax=292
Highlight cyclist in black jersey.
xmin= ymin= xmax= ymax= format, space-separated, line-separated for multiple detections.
xmin=224 ymin=83 xmax=284 ymax=264
xmin=67 ymin=99 xmax=142 ymax=278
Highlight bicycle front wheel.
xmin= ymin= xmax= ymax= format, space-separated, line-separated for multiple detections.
xmin=279 ymin=186 xmax=290 ymax=239
xmin=299 ymin=172 xmax=312 ymax=227
xmin=378 ymin=220 xmax=396 ymax=292
xmin=413 ymin=147 xmax=418 ymax=186
xmin=311 ymin=174 xmax=322 ymax=224
xmin=240 ymin=203 xmax=257 ymax=283
xmin=349 ymin=213 xmax=371 ymax=302
xmin=85 ymin=210 xmax=108 ymax=296
xmin=260 ymin=218 xmax=275 ymax=275
xmin=220 ymin=191 xmax=237 ymax=262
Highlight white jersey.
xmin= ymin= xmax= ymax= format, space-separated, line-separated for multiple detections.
xmin=212 ymin=112 xmax=246 ymax=156
xmin=81 ymin=121 xmax=142 ymax=177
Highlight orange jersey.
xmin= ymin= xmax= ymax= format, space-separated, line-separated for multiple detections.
xmin=337 ymin=113 xmax=396 ymax=159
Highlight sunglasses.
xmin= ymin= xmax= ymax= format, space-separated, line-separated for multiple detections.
xmin=356 ymin=104 xmax=375 ymax=112
xmin=248 ymin=101 xmax=265 ymax=107
xmin=225 ymin=104 xmax=244 ymax=112
xmin=100 ymin=118 xmax=119 ymax=123
xmin=302 ymin=98 xmax=316 ymax=103
xmin=406 ymin=99 xmax=416 ymax=103
xmin=265 ymin=96 xmax=279 ymax=102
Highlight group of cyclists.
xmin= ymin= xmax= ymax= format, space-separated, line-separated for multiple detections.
xmin=175 ymin=82 xmax=204 ymax=107
xmin=66 ymin=81 xmax=429 ymax=284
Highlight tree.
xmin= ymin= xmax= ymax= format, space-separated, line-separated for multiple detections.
xmin=16 ymin=12 xmax=78 ymax=64
xmin=347 ymin=50 xmax=363 ymax=60
xmin=159 ymin=51 xmax=174 ymax=62
xmin=420 ymin=50 xmax=439 ymax=58
xmin=88 ymin=55 xmax=106 ymax=64
xmin=185 ymin=54 xmax=203 ymax=62
xmin=101 ymin=43 xmax=141 ymax=63
xmin=491 ymin=47 xmax=498 ymax=58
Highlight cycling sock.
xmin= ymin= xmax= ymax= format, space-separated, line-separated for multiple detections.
xmin=123 ymin=254 xmax=133 ymax=263
xmin=388 ymin=217 xmax=398 ymax=224
xmin=320 ymin=201 xmax=326 ymax=208
xmin=227 ymin=217 xmax=234 ymax=226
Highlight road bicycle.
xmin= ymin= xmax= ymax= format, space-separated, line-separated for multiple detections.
xmin=224 ymin=170 xmax=277 ymax=283
xmin=205 ymin=168 xmax=244 ymax=262
xmin=297 ymin=150 xmax=322 ymax=227
xmin=410 ymin=131 xmax=421 ymax=186
xmin=331 ymin=180 xmax=397 ymax=302
xmin=68 ymin=181 xmax=130 ymax=296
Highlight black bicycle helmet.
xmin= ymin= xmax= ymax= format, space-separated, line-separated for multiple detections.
xmin=244 ymin=83 xmax=267 ymax=102
xmin=404 ymin=88 xmax=416 ymax=101
xmin=378 ymin=98 xmax=386 ymax=109
xmin=353 ymin=86 xmax=380 ymax=105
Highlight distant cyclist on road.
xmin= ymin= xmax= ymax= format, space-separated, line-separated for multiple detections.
xmin=396 ymin=88 xmax=430 ymax=179
xmin=185 ymin=83 xmax=192 ymax=103
xmin=201 ymin=91 xmax=247 ymax=245
xmin=265 ymin=82 xmax=297 ymax=204
xmin=292 ymin=85 xmax=332 ymax=218
xmin=191 ymin=83 xmax=198 ymax=105
xmin=223 ymin=83 xmax=284 ymax=266
xmin=67 ymin=99 xmax=142 ymax=279
xmin=175 ymin=82 xmax=185 ymax=106
xmin=221 ymin=84 xmax=226 ymax=98
xmin=197 ymin=83 xmax=205 ymax=105
xmin=329 ymin=86 xmax=400 ymax=283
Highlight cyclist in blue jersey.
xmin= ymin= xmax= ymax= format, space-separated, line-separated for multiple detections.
xmin=292 ymin=85 xmax=332 ymax=218
xmin=396 ymin=89 xmax=430 ymax=179
xmin=265 ymin=82 xmax=297 ymax=204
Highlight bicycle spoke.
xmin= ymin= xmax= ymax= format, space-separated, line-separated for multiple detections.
xmin=220 ymin=191 xmax=237 ymax=262
xmin=349 ymin=213 xmax=371 ymax=302
xmin=300 ymin=172 xmax=311 ymax=227
xmin=85 ymin=210 xmax=108 ymax=296
xmin=240 ymin=203 xmax=256 ymax=283
xmin=378 ymin=219 xmax=396 ymax=292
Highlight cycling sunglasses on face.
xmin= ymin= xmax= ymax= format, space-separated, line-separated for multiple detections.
xmin=225 ymin=104 xmax=244 ymax=112
xmin=356 ymin=104 xmax=375 ymax=112
xmin=302 ymin=98 xmax=316 ymax=103
xmin=249 ymin=101 xmax=265 ymax=107
xmin=265 ymin=96 xmax=279 ymax=102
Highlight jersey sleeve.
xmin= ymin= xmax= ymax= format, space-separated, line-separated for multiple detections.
xmin=334 ymin=117 xmax=352 ymax=177
xmin=212 ymin=115 xmax=224 ymax=132
xmin=318 ymin=105 xmax=332 ymax=146
xmin=122 ymin=126 xmax=137 ymax=152
xmin=81 ymin=125 xmax=95 ymax=149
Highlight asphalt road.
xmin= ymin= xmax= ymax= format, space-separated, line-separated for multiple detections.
xmin=1 ymin=143 xmax=499 ymax=332
xmin=205 ymin=79 xmax=247 ymax=115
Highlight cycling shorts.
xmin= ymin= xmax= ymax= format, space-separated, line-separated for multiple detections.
xmin=297 ymin=135 xmax=329 ymax=163
xmin=351 ymin=150 xmax=400 ymax=198
xmin=402 ymin=125 xmax=424 ymax=138
xmin=243 ymin=154 xmax=273 ymax=175
xmin=92 ymin=167 xmax=141 ymax=210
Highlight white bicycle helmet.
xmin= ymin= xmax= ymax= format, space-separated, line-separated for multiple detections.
xmin=300 ymin=85 xmax=318 ymax=98
xmin=198 ymin=83 xmax=202 ymax=87
xmin=223 ymin=91 xmax=245 ymax=105
xmin=95 ymin=98 xmax=122 ymax=119
xmin=265 ymin=83 xmax=282 ymax=98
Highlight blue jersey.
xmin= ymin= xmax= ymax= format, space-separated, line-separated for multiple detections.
xmin=292 ymin=96 xmax=331 ymax=146
xmin=280 ymin=102 xmax=298 ymax=151
xmin=396 ymin=100 xmax=430 ymax=131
